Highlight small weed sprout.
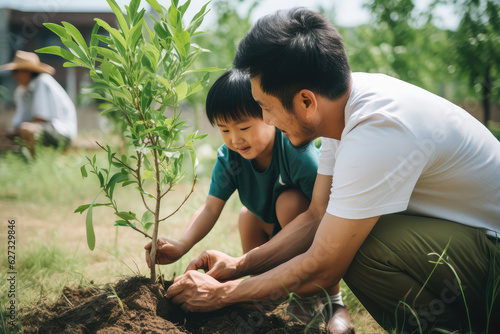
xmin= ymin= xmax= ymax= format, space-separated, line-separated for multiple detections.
xmin=37 ymin=0 xmax=219 ymax=283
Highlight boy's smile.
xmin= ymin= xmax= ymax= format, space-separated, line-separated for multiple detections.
xmin=217 ymin=117 xmax=276 ymax=171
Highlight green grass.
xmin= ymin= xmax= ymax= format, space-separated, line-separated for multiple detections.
xmin=0 ymin=145 xmax=99 ymax=218
xmin=0 ymin=238 xmax=87 ymax=333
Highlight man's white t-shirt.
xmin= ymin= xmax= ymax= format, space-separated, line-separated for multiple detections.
xmin=12 ymin=73 xmax=77 ymax=139
xmin=318 ymin=72 xmax=500 ymax=234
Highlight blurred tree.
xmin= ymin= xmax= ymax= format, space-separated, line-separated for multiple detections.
xmin=185 ymin=0 xmax=257 ymax=128
xmin=444 ymin=0 xmax=500 ymax=125
xmin=342 ymin=0 xmax=452 ymax=97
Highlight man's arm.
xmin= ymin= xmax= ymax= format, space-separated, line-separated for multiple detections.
xmin=168 ymin=213 xmax=380 ymax=312
xmin=186 ymin=174 xmax=333 ymax=279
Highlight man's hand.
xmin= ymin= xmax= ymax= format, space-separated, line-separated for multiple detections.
xmin=144 ymin=237 xmax=188 ymax=268
xmin=185 ymin=249 xmax=242 ymax=281
xmin=167 ymin=270 xmax=231 ymax=312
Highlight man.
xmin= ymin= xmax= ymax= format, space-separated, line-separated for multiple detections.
xmin=159 ymin=8 xmax=500 ymax=333
xmin=1 ymin=50 xmax=77 ymax=156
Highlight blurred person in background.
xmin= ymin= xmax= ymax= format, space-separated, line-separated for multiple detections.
xmin=0 ymin=50 xmax=77 ymax=156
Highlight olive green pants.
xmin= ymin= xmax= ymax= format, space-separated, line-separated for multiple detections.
xmin=344 ymin=214 xmax=500 ymax=333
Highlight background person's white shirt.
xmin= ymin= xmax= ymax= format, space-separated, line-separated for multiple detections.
xmin=318 ymin=72 xmax=500 ymax=235
xmin=12 ymin=73 xmax=77 ymax=139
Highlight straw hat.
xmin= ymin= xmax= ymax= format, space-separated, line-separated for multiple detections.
xmin=0 ymin=50 xmax=55 ymax=75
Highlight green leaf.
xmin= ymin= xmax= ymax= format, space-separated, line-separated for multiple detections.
xmin=35 ymin=46 xmax=75 ymax=61
xmin=154 ymin=21 xmax=169 ymax=40
xmin=86 ymin=204 xmax=96 ymax=250
xmin=61 ymin=39 xmax=89 ymax=63
xmin=140 ymin=80 xmax=153 ymax=113
xmin=98 ymin=172 xmax=104 ymax=187
xmin=128 ymin=0 xmax=141 ymax=22
xmin=80 ymin=165 xmax=88 ymax=178
xmin=94 ymin=18 xmax=127 ymax=54
xmin=168 ymin=2 xmax=181 ymax=28
xmin=187 ymin=145 xmax=198 ymax=170
xmin=74 ymin=202 xmax=112 ymax=214
xmin=178 ymin=0 xmax=191 ymax=15
xmin=194 ymin=134 xmax=208 ymax=140
xmin=43 ymin=23 xmax=70 ymax=40
xmin=173 ymin=30 xmax=190 ymax=58
xmin=89 ymin=23 xmax=100 ymax=59
xmin=63 ymin=61 xmax=90 ymax=69
xmin=174 ymin=81 xmax=188 ymax=100
xmin=128 ymin=18 xmax=144 ymax=49
xmin=186 ymin=1 xmax=210 ymax=35
xmin=91 ymin=46 xmax=126 ymax=65
xmin=122 ymin=180 xmax=137 ymax=187
xmin=181 ymin=67 xmax=222 ymax=76
xmin=85 ymin=191 xmax=103 ymax=251
xmin=142 ymin=170 xmax=154 ymax=180
xmin=141 ymin=210 xmax=154 ymax=223
xmin=115 ymin=211 xmax=136 ymax=220
xmin=146 ymin=0 xmax=162 ymax=14
xmin=62 ymin=21 xmax=89 ymax=55
xmin=106 ymin=0 xmax=130 ymax=36
xmin=143 ymin=222 xmax=154 ymax=232
xmin=114 ymin=220 xmax=129 ymax=227
xmin=107 ymin=172 xmax=127 ymax=197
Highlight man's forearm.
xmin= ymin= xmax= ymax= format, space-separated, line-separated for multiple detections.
xmin=237 ymin=208 xmax=321 ymax=276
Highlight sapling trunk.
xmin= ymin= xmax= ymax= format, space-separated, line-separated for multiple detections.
xmin=150 ymin=148 xmax=162 ymax=283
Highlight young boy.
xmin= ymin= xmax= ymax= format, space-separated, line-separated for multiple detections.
xmin=145 ymin=69 xmax=348 ymax=326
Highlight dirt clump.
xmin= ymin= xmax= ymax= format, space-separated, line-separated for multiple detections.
xmin=22 ymin=276 xmax=319 ymax=333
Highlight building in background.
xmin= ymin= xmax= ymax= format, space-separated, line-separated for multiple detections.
xmin=0 ymin=3 xmax=117 ymax=107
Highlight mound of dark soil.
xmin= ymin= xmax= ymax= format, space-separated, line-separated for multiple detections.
xmin=22 ymin=276 xmax=321 ymax=333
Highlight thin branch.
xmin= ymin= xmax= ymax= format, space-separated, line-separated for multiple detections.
xmin=96 ymin=141 xmax=136 ymax=173
xmin=159 ymin=183 xmax=174 ymax=199
xmin=128 ymin=223 xmax=152 ymax=239
xmin=158 ymin=177 xmax=197 ymax=223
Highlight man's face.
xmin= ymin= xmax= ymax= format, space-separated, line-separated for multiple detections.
xmin=250 ymin=77 xmax=316 ymax=148
xmin=12 ymin=70 xmax=31 ymax=87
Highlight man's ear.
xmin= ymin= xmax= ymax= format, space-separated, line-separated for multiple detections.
xmin=293 ymin=89 xmax=317 ymax=119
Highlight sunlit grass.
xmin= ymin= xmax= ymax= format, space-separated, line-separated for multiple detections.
xmin=0 ymin=237 xmax=88 ymax=333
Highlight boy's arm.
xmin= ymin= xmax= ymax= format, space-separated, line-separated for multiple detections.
xmin=145 ymin=195 xmax=225 ymax=267
xmin=187 ymin=174 xmax=332 ymax=279
xmin=178 ymin=195 xmax=226 ymax=251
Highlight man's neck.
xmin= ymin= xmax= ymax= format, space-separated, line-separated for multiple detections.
xmin=316 ymin=81 xmax=351 ymax=140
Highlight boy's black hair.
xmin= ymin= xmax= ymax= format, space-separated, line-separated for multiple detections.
xmin=206 ymin=69 xmax=262 ymax=126
xmin=233 ymin=7 xmax=351 ymax=111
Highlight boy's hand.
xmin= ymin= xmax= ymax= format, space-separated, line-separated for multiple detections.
xmin=144 ymin=237 xmax=187 ymax=267
xmin=185 ymin=250 xmax=243 ymax=281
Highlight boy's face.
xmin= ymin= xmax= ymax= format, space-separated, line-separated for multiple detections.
xmin=217 ymin=117 xmax=275 ymax=162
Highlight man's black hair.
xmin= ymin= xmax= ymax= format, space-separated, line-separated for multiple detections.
xmin=206 ymin=69 xmax=262 ymax=126
xmin=233 ymin=7 xmax=351 ymax=110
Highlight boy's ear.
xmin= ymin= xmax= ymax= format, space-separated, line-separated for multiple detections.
xmin=293 ymin=89 xmax=317 ymax=119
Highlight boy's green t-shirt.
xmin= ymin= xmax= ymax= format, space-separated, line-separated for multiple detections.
xmin=208 ymin=129 xmax=319 ymax=226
